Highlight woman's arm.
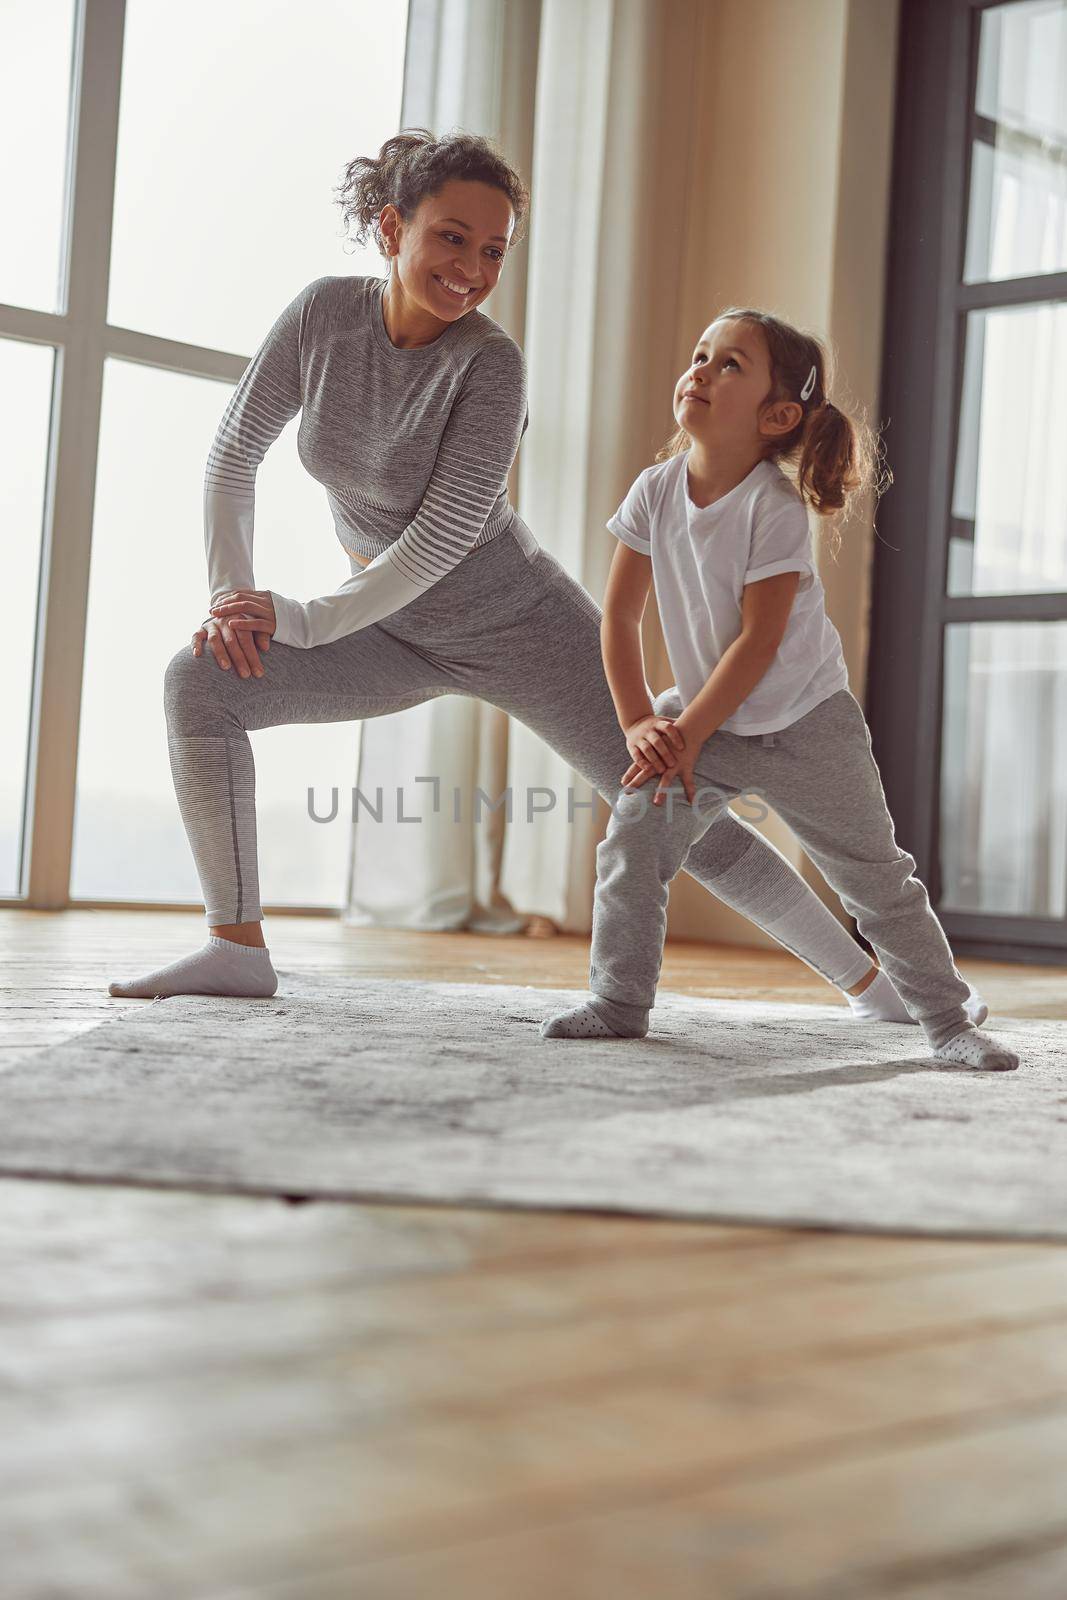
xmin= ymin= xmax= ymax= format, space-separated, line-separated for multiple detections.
xmin=204 ymin=279 xmax=322 ymax=606
xmin=264 ymin=336 xmax=529 ymax=649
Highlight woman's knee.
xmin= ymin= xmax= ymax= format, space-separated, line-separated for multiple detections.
xmin=163 ymin=643 xmax=231 ymax=727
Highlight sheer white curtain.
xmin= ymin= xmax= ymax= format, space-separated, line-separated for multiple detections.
xmin=344 ymin=0 xmax=690 ymax=933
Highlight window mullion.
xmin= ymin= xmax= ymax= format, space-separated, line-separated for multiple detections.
xmin=24 ymin=0 xmax=126 ymax=908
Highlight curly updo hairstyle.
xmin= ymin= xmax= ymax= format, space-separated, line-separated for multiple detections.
xmin=334 ymin=127 xmax=530 ymax=260
xmin=656 ymin=306 xmax=892 ymax=555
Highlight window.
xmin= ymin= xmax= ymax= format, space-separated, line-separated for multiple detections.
xmin=870 ymin=0 xmax=1067 ymax=961
xmin=1 ymin=0 xmax=409 ymax=912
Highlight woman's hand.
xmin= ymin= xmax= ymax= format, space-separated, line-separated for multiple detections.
xmin=191 ymin=589 xmax=275 ymax=677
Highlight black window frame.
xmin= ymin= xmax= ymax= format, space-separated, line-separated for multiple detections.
xmin=868 ymin=0 xmax=1067 ymax=965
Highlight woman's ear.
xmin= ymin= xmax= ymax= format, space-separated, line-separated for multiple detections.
xmin=379 ymin=204 xmax=400 ymax=256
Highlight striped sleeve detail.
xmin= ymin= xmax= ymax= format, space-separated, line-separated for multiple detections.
xmin=203 ymin=280 xmax=316 ymax=606
xmin=267 ymin=335 xmax=529 ymax=649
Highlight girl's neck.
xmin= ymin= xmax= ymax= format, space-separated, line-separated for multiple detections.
xmin=685 ymin=440 xmax=766 ymax=508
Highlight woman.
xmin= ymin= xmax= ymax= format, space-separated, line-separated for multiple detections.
xmin=107 ymin=128 xmax=908 ymax=1017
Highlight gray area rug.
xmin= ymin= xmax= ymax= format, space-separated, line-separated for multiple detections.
xmin=2 ymin=974 xmax=1065 ymax=1239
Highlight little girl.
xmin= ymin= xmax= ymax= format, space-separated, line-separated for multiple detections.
xmin=540 ymin=305 xmax=1019 ymax=1072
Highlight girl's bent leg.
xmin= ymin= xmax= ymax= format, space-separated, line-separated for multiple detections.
xmin=588 ymin=780 xmax=733 ymax=1009
xmin=542 ymin=776 xmax=729 ymax=1038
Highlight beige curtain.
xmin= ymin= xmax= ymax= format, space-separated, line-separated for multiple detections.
xmin=345 ymin=0 xmax=691 ymax=934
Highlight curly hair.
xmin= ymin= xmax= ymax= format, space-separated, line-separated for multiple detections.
xmin=333 ymin=126 xmax=530 ymax=259
xmin=655 ymin=307 xmax=892 ymax=555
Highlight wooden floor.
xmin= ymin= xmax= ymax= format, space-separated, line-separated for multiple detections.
xmin=2 ymin=908 xmax=1067 ymax=1599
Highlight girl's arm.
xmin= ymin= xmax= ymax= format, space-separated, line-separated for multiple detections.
xmin=601 ymin=542 xmax=657 ymax=728
xmin=674 ymin=571 xmax=800 ymax=747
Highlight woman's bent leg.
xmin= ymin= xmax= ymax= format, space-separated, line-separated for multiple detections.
xmin=108 ymin=627 xmax=453 ymax=999
xmin=163 ymin=629 xmax=454 ymax=927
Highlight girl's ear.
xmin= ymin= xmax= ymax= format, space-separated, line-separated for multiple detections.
xmin=761 ymin=399 xmax=803 ymax=438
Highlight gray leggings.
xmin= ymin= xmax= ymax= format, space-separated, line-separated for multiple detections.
xmin=591 ymin=683 xmax=971 ymax=1037
xmin=163 ymin=520 xmax=872 ymax=987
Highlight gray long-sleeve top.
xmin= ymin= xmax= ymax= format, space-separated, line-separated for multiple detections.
xmin=203 ymin=273 xmax=530 ymax=649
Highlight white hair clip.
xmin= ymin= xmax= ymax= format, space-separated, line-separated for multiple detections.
xmin=800 ymin=363 xmax=817 ymax=402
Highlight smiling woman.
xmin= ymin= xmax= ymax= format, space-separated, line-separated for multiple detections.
xmin=109 ymin=126 xmax=893 ymax=1010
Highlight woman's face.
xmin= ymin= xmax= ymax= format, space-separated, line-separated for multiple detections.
xmin=381 ymin=177 xmax=515 ymax=322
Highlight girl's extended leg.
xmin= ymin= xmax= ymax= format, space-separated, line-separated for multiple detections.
xmin=749 ymin=691 xmax=1017 ymax=1070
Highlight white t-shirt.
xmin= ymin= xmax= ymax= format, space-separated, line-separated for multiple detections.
xmin=606 ymin=451 xmax=849 ymax=735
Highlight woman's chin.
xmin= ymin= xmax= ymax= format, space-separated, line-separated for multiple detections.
xmin=430 ymin=276 xmax=477 ymax=315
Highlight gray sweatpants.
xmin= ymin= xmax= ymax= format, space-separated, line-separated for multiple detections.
xmin=162 ymin=521 xmax=875 ymax=989
xmin=590 ymin=683 xmax=971 ymax=1042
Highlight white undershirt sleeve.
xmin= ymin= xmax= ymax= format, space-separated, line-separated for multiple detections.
xmin=203 ymin=280 xmax=317 ymax=610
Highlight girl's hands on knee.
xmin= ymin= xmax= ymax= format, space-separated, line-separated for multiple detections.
xmin=623 ymin=713 xmax=686 ymax=776
xmin=191 ymin=588 xmax=275 ymax=678
xmin=622 ymin=749 xmax=698 ymax=806
xmin=621 ymin=714 xmax=696 ymax=805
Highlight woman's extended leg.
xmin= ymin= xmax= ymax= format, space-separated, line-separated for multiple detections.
xmin=108 ymin=625 xmax=456 ymax=998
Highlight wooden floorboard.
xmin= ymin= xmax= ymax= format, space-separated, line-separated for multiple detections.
xmin=0 ymin=908 xmax=1064 ymax=1597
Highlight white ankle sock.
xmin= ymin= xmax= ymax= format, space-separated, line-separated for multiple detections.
xmin=846 ymin=967 xmax=988 ymax=1026
xmin=108 ymin=935 xmax=277 ymax=999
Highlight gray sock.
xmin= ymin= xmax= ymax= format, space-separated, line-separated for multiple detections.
xmin=933 ymin=1026 xmax=1019 ymax=1072
xmin=540 ymin=994 xmax=650 ymax=1040
xmin=108 ymin=935 xmax=278 ymax=999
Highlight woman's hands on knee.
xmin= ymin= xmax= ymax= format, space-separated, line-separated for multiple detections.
xmin=191 ymin=589 xmax=276 ymax=678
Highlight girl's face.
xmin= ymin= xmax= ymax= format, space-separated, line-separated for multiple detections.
xmin=380 ymin=177 xmax=514 ymax=322
xmin=673 ymin=318 xmax=774 ymax=448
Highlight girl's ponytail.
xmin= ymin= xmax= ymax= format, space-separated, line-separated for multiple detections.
xmin=796 ymin=396 xmax=866 ymax=530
